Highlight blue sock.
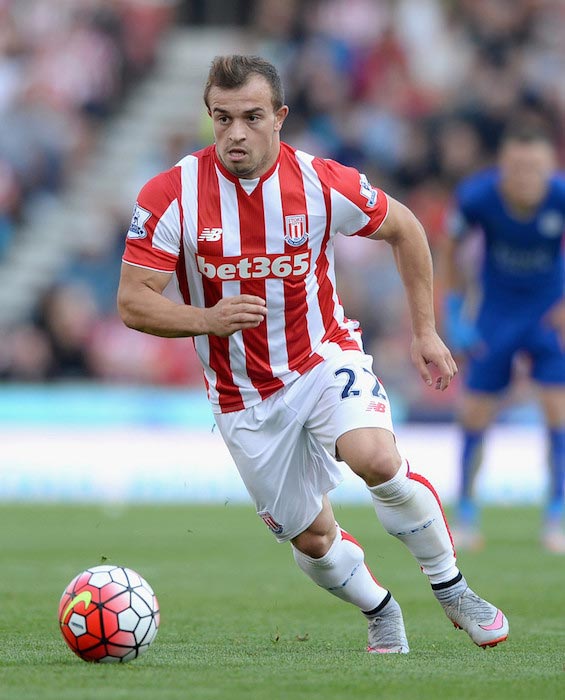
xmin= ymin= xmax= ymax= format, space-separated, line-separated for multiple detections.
xmin=547 ymin=428 xmax=565 ymax=522
xmin=457 ymin=430 xmax=484 ymax=525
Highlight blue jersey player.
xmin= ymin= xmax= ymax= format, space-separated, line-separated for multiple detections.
xmin=442 ymin=123 xmax=565 ymax=553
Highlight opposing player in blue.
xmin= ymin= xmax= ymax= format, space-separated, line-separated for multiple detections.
xmin=442 ymin=122 xmax=565 ymax=553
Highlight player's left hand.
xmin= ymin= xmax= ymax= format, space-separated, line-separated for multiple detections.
xmin=410 ymin=330 xmax=458 ymax=391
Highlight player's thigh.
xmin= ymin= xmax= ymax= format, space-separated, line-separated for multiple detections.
xmin=537 ymin=386 xmax=565 ymax=427
xmin=466 ymin=313 xmax=519 ymax=393
xmin=301 ymin=350 xmax=395 ymax=457
xmin=295 ymin=351 xmax=399 ymax=484
xmin=336 ymin=426 xmax=401 ymax=485
xmin=528 ymin=320 xmax=565 ymax=390
xmin=458 ymin=390 xmax=500 ymax=430
xmin=464 ymin=342 xmax=515 ymax=393
xmin=214 ymin=395 xmax=342 ymax=543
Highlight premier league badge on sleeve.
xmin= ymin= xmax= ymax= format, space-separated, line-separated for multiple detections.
xmin=359 ymin=174 xmax=378 ymax=208
xmin=127 ymin=203 xmax=151 ymax=239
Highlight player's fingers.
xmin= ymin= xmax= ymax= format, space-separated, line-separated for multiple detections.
xmin=435 ymin=356 xmax=457 ymax=391
xmin=415 ymin=355 xmax=433 ymax=387
xmin=231 ymin=300 xmax=267 ymax=315
xmin=228 ymin=305 xmax=268 ymax=328
xmin=234 ymin=294 xmax=266 ymax=306
xmin=234 ymin=303 xmax=267 ymax=320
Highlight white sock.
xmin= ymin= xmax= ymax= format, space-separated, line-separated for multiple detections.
xmin=368 ymin=460 xmax=459 ymax=585
xmin=292 ymin=527 xmax=389 ymax=613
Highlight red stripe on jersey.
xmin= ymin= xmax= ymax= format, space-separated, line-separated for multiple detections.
xmin=172 ymin=167 xmax=191 ymax=306
xmin=279 ymin=150 xmax=319 ymax=372
xmin=197 ymin=154 xmax=244 ymax=411
xmin=176 ymin=245 xmax=190 ymax=305
xmin=236 ymin=183 xmax=284 ymax=399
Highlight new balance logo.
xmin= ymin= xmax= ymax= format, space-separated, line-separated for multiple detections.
xmin=198 ymin=227 xmax=223 ymax=242
xmin=366 ymin=401 xmax=386 ymax=413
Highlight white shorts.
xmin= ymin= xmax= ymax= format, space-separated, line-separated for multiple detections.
xmin=214 ymin=348 xmax=395 ymax=542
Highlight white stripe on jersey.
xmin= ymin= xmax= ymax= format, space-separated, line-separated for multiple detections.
xmin=152 ymin=199 xmax=182 ymax=256
xmin=178 ymin=154 xmax=219 ymax=405
xmin=262 ymin=166 xmax=291 ymax=376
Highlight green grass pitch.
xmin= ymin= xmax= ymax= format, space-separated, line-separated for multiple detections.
xmin=0 ymin=504 xmax=563 ymax=700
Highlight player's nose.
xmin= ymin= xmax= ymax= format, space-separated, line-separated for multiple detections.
xmin=228 ymin=119 xmax=247 ymax=141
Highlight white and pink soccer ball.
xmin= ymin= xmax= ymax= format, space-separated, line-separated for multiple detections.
xmin=58 ymin=565 xmax=160 ymax=663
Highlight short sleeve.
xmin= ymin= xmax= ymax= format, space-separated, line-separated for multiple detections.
xmin=122 ymin=166 xmax=182 ymax=272
xmin=313 ymin=158 xmax=389 ymax=237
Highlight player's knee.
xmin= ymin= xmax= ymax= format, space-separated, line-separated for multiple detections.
xmin=353 ymin=449 xmax=402 ymax=488
xmin=292 ymin=527 xmax=336 ymax=559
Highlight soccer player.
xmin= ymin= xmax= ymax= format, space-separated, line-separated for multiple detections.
xmin=442 ymin=123 xmax=565 ymax=553
xmin=117 ymin=55 xmax=509 ymax=652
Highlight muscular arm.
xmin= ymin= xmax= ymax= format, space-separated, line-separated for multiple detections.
xmin=117 ymin=263 xmax=267 ymax=338
xmin=370 ymin=196 xmax=457 ymax=390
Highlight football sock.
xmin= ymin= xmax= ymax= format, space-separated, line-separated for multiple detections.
xmin=431 ymin=572 xmax=466 ymax=603
xmin=458 ymin=430 xmax=484 ymax=524
xmin=292 ymin=527 xmax=389 ymax=613
xmin=547 ymin=428 xmax=565 ymax=522
xmin=368 ymin=460 xmax=459 ymax=585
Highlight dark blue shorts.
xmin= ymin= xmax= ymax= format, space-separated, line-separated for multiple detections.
xmin=465 ymin=308 xmax=565 ymax=393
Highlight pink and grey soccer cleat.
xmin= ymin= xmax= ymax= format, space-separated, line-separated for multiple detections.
xmin=365 ymin=594 xmax=409 ymax=654
xmin=440 ymin=586 xmax=509 ymax=648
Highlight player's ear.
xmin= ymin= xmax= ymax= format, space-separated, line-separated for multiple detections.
xmin=274 ymin=105 xmax=289 ymax=132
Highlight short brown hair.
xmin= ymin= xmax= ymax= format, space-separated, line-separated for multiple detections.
xmin=500 ymin=120 xmax=554 ymax=148
xmin=203 ymin=55 xmax=285 ymax=111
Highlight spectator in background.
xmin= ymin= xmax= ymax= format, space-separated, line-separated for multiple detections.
xmin=0 ymin=0 xmax=177 ymax=262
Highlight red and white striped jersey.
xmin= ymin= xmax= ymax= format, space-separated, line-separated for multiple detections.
xmin=123 ymin=141 xmax=389 ymax=413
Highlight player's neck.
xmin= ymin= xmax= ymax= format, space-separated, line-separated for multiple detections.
xmin=500 ymin=184 xmax=543 ymax=220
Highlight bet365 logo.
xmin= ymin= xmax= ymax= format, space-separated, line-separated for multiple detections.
xmin=196 ymin=251 xmax=311 ymax=281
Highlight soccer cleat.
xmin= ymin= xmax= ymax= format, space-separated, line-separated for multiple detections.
xmin=437 ymin=584 xmax=508 ymax=648
xmin=365 ymin=594 xmax=409 ymax=654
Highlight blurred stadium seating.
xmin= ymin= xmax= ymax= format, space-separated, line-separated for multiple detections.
xmin=0 ymin=0 xmax=563 ymax=424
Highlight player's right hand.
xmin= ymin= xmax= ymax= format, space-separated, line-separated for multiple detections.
xmin=205 ymin=295 xmax=267 ymax=337
xmin=443 ymin=292 xmax=481 ymax=354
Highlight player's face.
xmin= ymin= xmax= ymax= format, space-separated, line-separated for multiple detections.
xmin=208 ymin=75 xmax=289 ymax=179
xmin=499 ymin=140 xmax=555 ymax=211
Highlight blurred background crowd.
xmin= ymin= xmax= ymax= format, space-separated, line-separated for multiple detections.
xmin=0 ymin=0 xmax=563 ymax=420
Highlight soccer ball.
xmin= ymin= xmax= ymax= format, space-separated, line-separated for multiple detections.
xmin=58 ymin=564 xmax=160 ymax=663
